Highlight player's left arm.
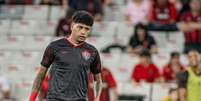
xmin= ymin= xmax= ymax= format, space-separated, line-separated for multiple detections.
xmin=93 ymin=73 xmax=102 ymax=101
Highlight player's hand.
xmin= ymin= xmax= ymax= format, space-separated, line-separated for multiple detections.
xmin=94 ymin=96 xmax=100 ymax=101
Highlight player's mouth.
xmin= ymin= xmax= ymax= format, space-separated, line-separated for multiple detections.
xmin=79 ymin=36 xmax=86 ymax=40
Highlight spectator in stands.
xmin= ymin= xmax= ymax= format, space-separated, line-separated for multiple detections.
xmin=148 ymin=0 xmax=178 ymax=31
xmin=0 ymin=74 xmax=14 ymax=101
xmin=40 ymin=0 xmax=68 ymax=8
xmin=128 ymin=23 xmax=157 ymax=54
xmin=162 ymin=88 xmax=179 ymax=101
xmin=68 ymin=0 xmax=103 ymax=21
xmin=55 ymin=8 xmax=75 ymax=37
xmin=178 ymin=0 xmax=190 ymax=17
xmin=177 ymin=0 xmax=201 ymax=53
xmin=88 ymin=67 xmax=118 ymax=101
xmin=125 ymin=0 xmax=151 ymax=26
xmin=131 ymin=49 xmax=160 ymax=84
xmin=162 ymin=52 xmax=184 ymax=82
xmin=177 ymin=50 xmax=201 ymax=101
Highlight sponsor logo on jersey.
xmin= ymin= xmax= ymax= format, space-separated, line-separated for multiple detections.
xmin=81 ymin=50 xmax=91 ymax=60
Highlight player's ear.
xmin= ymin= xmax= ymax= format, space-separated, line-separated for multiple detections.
xmin=71 ymin=22 xmax=75 ymax=30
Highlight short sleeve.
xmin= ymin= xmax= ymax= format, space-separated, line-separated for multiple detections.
xmin=131 ymin=65 xmax=140 ymax=82
xmin=90 ymin=50 xmax=101 ymax=74
xmin=41 ymin=43 xmax=55 ymax=68
xmin=177 ymin=71 xmax=188 ymax=88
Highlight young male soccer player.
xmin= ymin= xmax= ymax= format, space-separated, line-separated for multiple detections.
xmin=29 ymin=11 xmax=102 ymax=101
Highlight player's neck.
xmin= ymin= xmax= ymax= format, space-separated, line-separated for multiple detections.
xmin=66 ymin=36 xmax=82 ymax=46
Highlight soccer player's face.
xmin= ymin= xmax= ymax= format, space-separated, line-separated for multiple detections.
xmin=71 ymin=23 xmax=91 ymax=43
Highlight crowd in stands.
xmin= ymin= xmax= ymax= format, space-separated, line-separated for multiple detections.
xmin=43 ymin=0 xmax=201 ymax=55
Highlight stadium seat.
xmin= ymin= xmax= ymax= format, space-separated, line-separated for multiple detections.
xmin=23 ymin=35 xmax=53 ymax=50
xmin=15 ymin=77 xmax=33 ymax=101
xmin=91 ymin=21 xmax=117 ymax=37
xmin=116 ymin=22 xmax=133 ymax=45
xmin=35 ymin=20 xmax=57 ymax=36
xmin=49 ymin=6 xmax=66 ymax=20
xmin=0 ymin=35 xmax=8 ymax=49
xmin=152 ymin=53 xmax=169 ymax=69
xmin=0 ymin=20 xmax=11 ymax=34
xmin=118 ymin=5 xmax=128 ymax=21
xmin=114 ymin=0 xmax=126 ymax=5
xmin=0 ymin=51 xmax=13 ymax=74
xmin=23 ymin=5 xmax=48 ymax=20
xmin=117 ymin=53 xmax=139 ymax=82
xmin=101 ymin=53 xmax=122 ymax=71
xmin=10 ymin=20 xmax=38 ymax=35
xmin=86 ymin=36 xmax=114 ymax=50
xmin=103 ymin=5 xmax=122 ymax=21
xmin=0 ymin=35 xmax=25 ymax=50
xmin=149 ymin=31 xmax=168 ymax=50
xmin=167 ymin=31 xmax=184 ymax=52
xmin=0 ymin=5 xmax=24 ymax=20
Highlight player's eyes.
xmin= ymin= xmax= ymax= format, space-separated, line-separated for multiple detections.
xmin=85 ymin=27 xmax=90 ymax=31
xmin=78 ymin=26 xmax=83 ymax=29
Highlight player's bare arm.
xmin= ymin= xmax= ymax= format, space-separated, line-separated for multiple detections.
xmin=93 ymin=73 xmax=102 ymax=101
xmin=29 ymin=66 xmax=48 ymax=101
xmin=32 ymin=66 xmax=48 ymax=91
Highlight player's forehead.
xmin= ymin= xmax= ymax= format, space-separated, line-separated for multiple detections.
xmin=74 ymin=23 xmax=91 ymax=29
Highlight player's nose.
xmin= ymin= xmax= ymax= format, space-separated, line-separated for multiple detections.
xmin=80 ymin=29 xmax=87 ymax=35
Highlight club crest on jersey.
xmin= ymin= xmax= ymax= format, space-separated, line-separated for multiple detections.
xmin=81 ymin=50 xmax=91 ymax=60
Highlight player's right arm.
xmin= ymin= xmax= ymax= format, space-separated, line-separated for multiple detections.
xmin=29 ymin=66 xmax=48 ymax=101
xmin=29 ymin=43 xmax=55 ymax=101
